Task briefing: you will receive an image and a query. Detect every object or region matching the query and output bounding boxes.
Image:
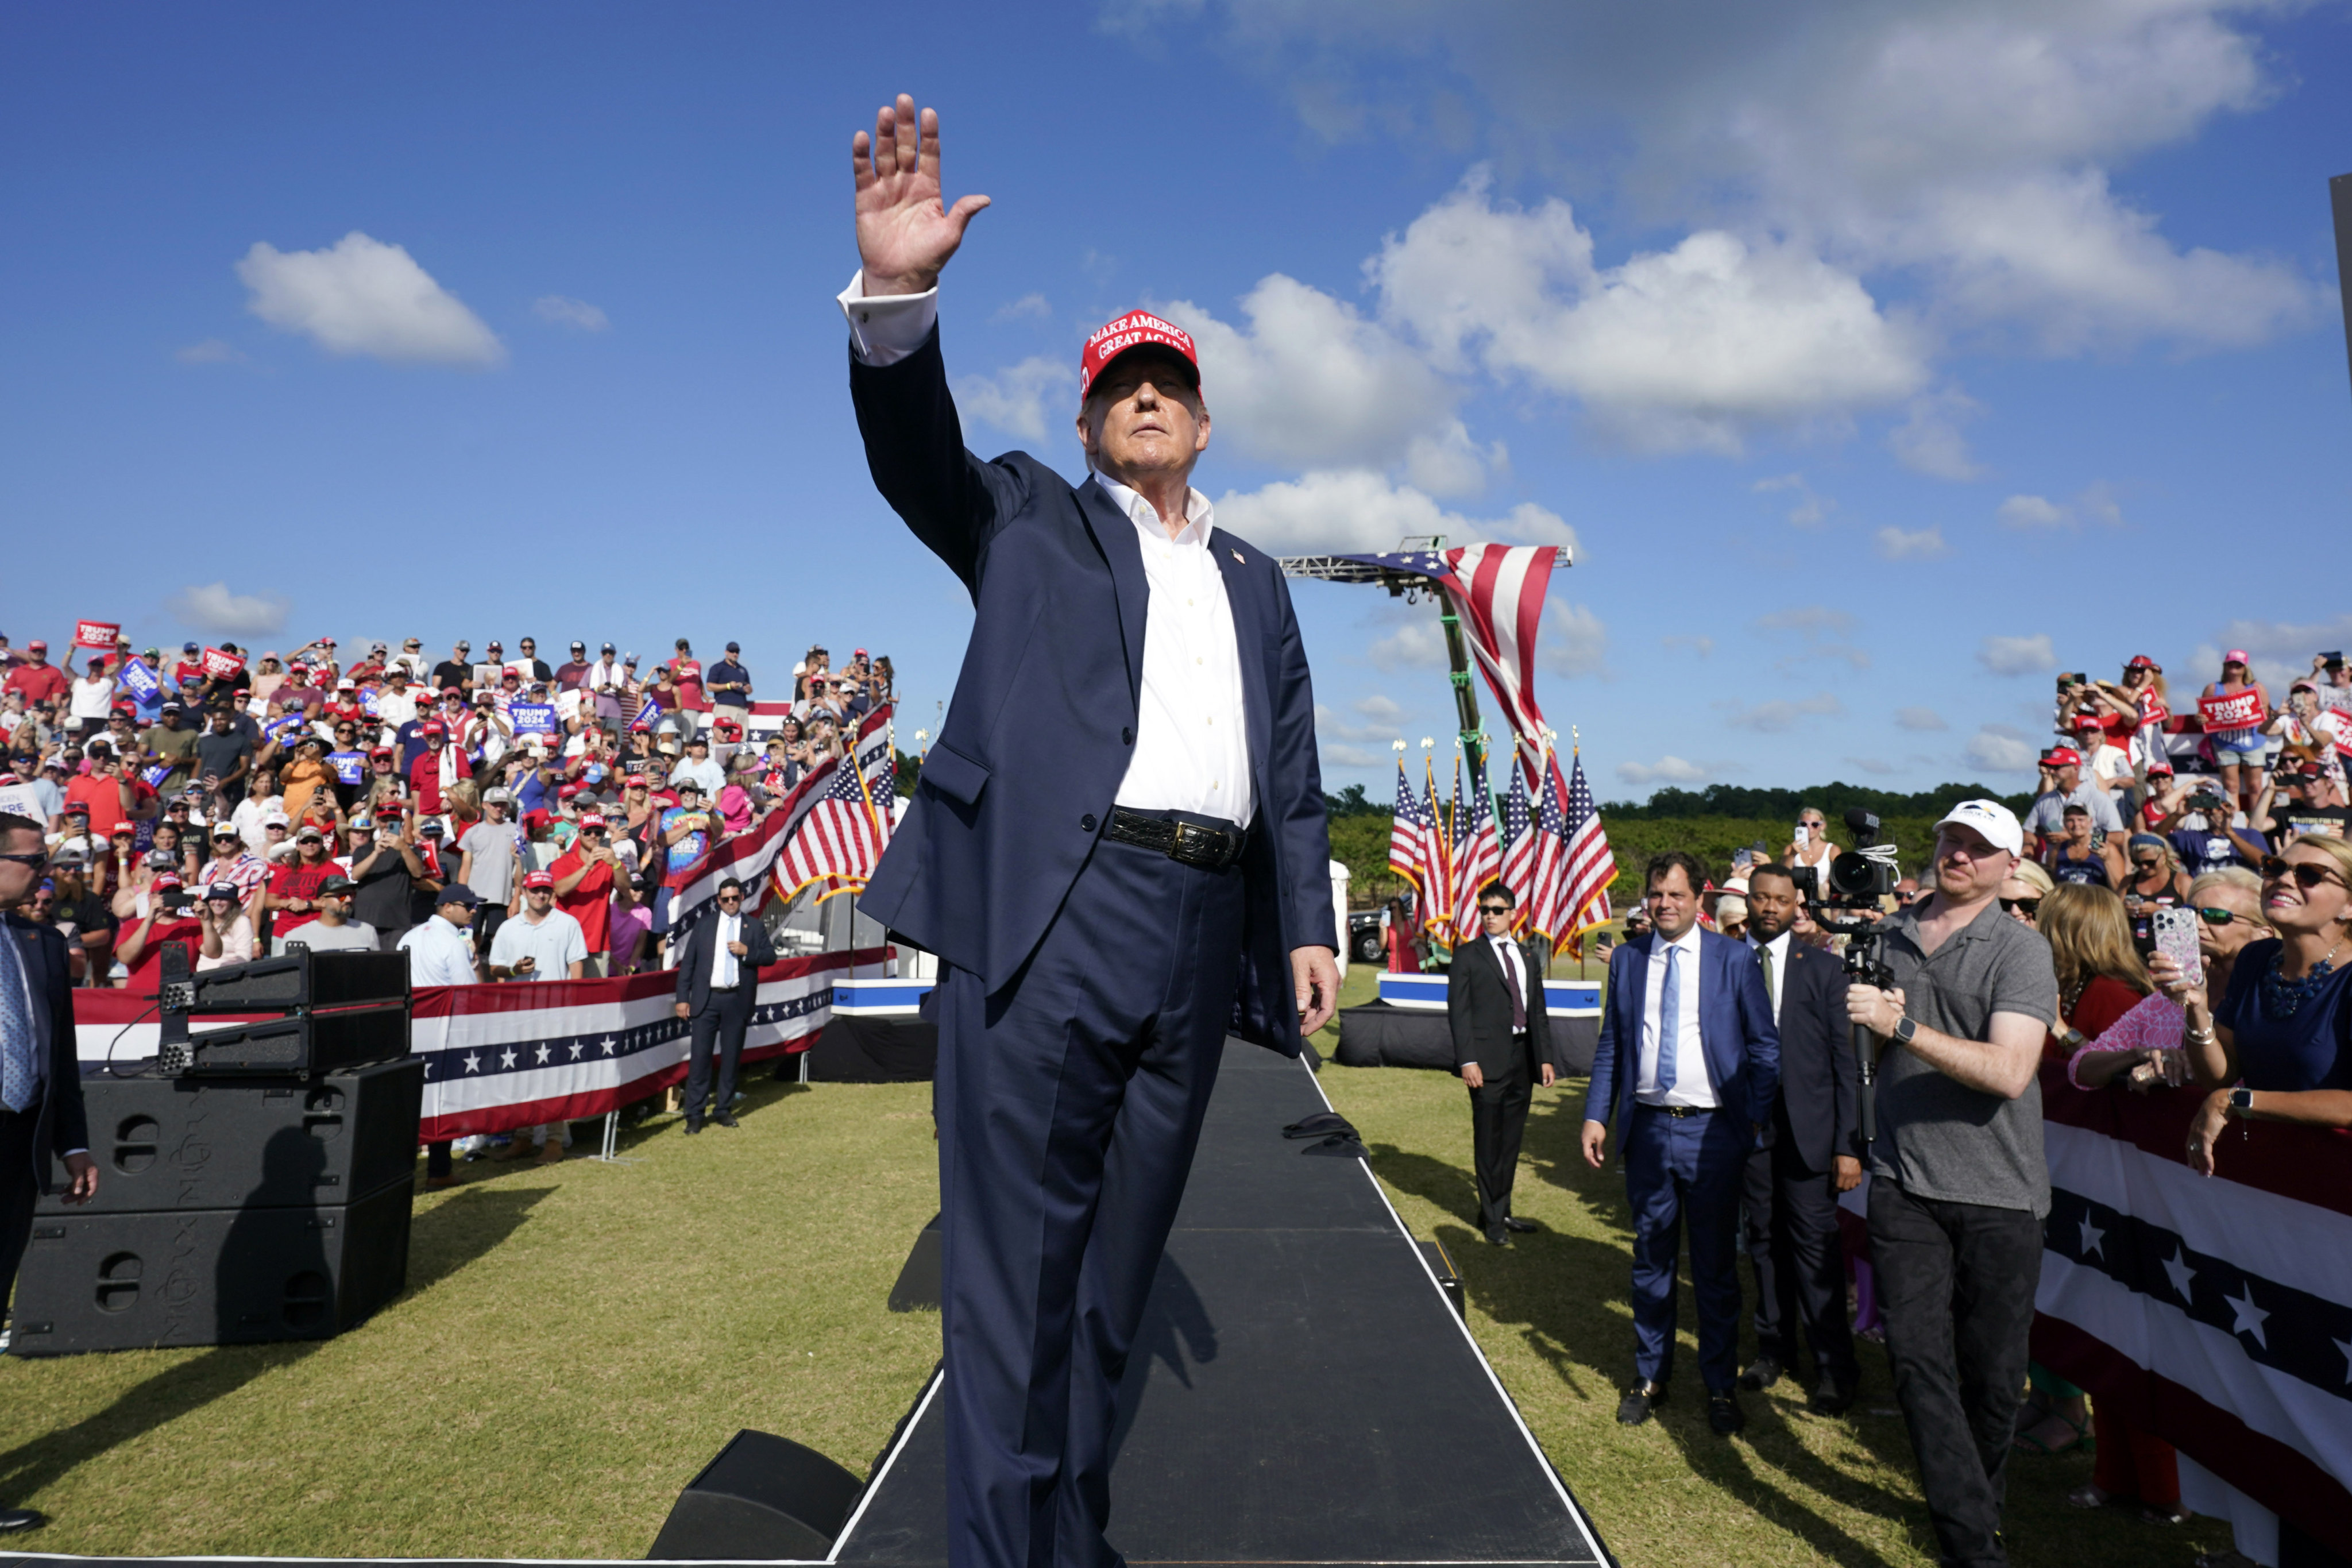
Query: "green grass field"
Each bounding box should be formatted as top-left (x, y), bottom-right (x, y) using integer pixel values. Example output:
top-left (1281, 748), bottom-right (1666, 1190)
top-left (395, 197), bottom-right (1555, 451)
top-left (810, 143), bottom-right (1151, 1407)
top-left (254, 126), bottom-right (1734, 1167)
top-left (0, 970), bottom-right (2233, 1565)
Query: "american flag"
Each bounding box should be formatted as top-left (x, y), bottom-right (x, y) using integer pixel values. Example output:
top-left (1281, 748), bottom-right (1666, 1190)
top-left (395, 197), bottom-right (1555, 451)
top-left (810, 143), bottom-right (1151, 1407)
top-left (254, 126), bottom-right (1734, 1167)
top-left (1419, 755), bottom-right (1455, 944)
top-left (1449, 757), bottom-right (1503, 944)
top-left (1497, 758), bottom-right (1535, 932)
top-left (1530, 750), bottom-right (1615, 956)
top-left (1427, 545), bottom-right (1558, 768)
top-left (774, 752), bottom-right (887, 904)
top-left (1388, 760), bottom-right (1427, 886)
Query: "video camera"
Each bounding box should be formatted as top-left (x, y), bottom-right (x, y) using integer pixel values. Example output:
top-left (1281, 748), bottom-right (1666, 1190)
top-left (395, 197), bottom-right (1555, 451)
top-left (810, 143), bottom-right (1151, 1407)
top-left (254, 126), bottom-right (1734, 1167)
top-left (1788, 809), bottom-right (1901, 921)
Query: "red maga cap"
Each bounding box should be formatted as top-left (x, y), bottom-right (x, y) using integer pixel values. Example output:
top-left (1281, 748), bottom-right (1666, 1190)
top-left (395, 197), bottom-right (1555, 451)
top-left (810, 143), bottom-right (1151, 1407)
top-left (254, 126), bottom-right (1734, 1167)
top-left (1078, 311), bottom-right (1199, 403)
top-left (522, 870), bottom-right (555, 890)
top-left (2043, 746), bottom-right (2083, 767)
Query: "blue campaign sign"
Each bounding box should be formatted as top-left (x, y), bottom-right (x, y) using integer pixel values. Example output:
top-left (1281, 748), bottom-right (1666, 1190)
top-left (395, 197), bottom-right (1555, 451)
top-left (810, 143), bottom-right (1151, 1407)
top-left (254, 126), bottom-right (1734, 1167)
top-left (360, 690), bottom-right (381, 716)
top-left (509, 702), bottom-right (558, 736)
top-left (119, 658), bottom-right (161, 703)
top-left (328, 751), bottom-right (367, 786)
top-left (263, 715), bottom-right (306, 746)
top-left (140, 763), bottom-right (171, 787)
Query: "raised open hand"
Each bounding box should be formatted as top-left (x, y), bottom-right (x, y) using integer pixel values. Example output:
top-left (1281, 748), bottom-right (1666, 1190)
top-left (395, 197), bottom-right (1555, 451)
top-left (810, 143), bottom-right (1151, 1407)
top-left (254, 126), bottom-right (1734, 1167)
top-left (853, 94), bottom-right (990, 298)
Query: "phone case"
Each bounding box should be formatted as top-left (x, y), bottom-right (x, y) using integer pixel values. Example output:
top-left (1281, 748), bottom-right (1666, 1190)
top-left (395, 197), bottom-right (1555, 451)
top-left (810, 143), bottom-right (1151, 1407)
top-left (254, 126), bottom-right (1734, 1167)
top-left (2151, 907), bottom-right (2203, 988)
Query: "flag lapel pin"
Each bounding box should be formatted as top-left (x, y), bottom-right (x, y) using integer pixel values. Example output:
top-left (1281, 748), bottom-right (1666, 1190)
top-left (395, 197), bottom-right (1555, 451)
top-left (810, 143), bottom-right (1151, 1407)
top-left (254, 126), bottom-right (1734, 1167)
top-left (1230, 549), bottom-right (1245, 565)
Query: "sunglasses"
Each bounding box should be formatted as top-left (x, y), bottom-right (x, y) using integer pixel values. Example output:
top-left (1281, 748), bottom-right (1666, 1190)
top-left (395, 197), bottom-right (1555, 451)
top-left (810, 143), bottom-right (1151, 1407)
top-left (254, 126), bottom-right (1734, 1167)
top-left (1478, 904), bottom-right (1511, 916)
top-left (2131, 858), bottom-right (2161, 870)
top-left (717, 893), bottom-right (743, 905)
top-left (2260, 856), bottom-right (2344, 892)
top-left (0, 851), bottom-right (48, 868)
top-left (2197, 906), bottom-right (2253, 927)
top-left (1999, 896), bottom-right (2042, 916)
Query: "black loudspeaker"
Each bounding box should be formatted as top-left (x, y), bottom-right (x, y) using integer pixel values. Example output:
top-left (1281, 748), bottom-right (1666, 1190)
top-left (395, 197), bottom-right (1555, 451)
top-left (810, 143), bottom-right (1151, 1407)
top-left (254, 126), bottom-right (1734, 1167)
top-left (887, 1213), bottom-right (941, 1312)
top-left (645, 1429), bottom-right (865, 1560)
top-left (180, 1004), bottom-right (410, 1077)
top-left (161, 945), bottom-right (410, 1013)
top-left (9, 1175), bottom-right (414, 1355)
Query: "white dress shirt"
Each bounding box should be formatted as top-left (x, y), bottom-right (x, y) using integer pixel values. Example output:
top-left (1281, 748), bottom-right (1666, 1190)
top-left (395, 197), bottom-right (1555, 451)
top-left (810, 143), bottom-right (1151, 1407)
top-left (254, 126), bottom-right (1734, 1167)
top-left (1748, 929), bottom-right (1791, 1029)
top-left (1489, 934), bottom-right (1528, 1029)
top-left (836, 272), bottom-right (1254, 828)
top-left (710, 911), bottom-right (741, 990)
top-left (399, 914), bottom-right (481, 988)
top-left (1637, 926), bottom-right (1716, 1109)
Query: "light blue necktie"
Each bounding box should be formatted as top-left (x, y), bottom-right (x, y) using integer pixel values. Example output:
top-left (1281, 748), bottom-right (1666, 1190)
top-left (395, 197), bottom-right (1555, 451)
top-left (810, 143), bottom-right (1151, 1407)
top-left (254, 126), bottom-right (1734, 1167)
top-left (1655, 941), bottom-right (1680, 1096)
top-left (0, 929), bottom-right (37, 1115)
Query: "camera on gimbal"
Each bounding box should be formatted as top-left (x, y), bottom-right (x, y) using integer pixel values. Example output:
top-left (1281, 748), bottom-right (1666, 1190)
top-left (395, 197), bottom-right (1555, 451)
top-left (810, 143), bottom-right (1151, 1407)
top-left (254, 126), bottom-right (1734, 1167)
top-left (1789, 808), bottom-right (1901, 924)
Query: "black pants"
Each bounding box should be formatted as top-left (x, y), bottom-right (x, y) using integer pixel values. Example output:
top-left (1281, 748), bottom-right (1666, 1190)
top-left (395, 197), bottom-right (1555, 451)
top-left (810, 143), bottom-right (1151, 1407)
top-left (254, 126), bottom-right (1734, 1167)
top-left (682, 983), bottom-right (755, 1119)
top-left (1466, 1053), bottom-right (1532, 1233)
top-left (1742, 1130), bottom-right (1857, 1385)
top-left (1870, 1177), bottom-right (2042, 1568)
top-left (473, 903), bottom-right (508, 957)
top-left (0, 1110), bottom-right (37, 1307)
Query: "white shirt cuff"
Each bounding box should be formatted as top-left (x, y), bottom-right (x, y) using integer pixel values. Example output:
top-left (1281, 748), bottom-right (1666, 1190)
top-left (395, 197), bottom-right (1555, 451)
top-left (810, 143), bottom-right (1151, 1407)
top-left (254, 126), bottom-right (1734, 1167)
top-left (837, 270), bottom-right (939, 366)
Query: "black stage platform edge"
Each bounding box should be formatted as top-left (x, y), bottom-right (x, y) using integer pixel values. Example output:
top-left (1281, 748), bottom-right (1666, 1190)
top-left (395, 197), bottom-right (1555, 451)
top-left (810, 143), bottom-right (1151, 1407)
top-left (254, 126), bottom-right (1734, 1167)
top-left (804, 1017), bottom-right (937, 1083)
top-left (1335, 1001), bottom-right (1597, 1077)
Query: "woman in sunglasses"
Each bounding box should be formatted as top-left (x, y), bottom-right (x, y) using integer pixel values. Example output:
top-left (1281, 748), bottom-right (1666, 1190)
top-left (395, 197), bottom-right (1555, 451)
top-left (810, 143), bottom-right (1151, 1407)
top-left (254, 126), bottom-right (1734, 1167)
top-left (1996, 858), bottom-right (2054, 926)
top-left (2153, 838), bottom-right (2352, 1175)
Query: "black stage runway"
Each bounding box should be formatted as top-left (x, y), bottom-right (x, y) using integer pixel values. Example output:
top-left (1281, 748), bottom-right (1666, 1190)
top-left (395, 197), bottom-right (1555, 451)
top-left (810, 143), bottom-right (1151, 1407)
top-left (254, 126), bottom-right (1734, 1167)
top-left (2, 1042), bottom-right (1612, 1568)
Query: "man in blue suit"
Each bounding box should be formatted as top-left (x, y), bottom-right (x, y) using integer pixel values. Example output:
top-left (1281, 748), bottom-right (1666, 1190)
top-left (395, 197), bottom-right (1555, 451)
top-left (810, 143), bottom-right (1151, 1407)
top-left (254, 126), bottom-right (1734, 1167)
top-left (841, 96), bottom-right (1339, 1568)
top-left (1581, 849), bottom-right (1778, 1435)
top-left (1, 812), bottom-right (99, 1534)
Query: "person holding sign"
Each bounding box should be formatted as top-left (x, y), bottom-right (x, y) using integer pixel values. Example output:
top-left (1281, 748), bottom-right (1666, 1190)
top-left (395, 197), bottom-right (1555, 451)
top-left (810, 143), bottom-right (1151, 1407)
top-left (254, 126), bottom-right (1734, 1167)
top-left (2199, 650), bottom-right (2271, 817)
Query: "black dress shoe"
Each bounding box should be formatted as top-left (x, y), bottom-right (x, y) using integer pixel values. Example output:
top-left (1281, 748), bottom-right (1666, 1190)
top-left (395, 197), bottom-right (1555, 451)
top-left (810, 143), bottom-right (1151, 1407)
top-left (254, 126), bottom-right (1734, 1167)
top-left (0, 1510), bottom-right (49, 1534)
top-left (1616, 1380), bottom-right (1666, 1425)
top-left (1708, 1392), bottom-right (1747, 1435)
top-left (1737, 1354), bottom-right (1784, 1392)
top-left (1500, 1215), bottom-right (1538, 1233)
top-left (1484, 1226), bottom-right (1511, 1248)
top-left (1809, 1373), bottom-right (1859, 1415)
top-left (682, 1117), bottom-right (703, 1136)
top-left (713, 1111), bottom-right (739, 1129)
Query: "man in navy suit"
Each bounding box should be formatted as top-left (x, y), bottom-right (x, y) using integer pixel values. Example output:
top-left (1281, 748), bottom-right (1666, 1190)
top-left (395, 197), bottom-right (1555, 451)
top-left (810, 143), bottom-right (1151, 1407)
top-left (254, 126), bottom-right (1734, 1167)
top-left (0, 812), bottom-right (98, 1534)
top-left (841, 96), bottom-right (1339, 1568)
top-left (1582, 849), bottom-right (1778, 1435)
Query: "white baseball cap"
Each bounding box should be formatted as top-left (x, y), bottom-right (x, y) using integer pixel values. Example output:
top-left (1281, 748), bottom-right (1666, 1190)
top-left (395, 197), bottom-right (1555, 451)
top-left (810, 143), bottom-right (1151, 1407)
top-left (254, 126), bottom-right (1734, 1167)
top-left (1933, 799), bottom-right (2024, 856)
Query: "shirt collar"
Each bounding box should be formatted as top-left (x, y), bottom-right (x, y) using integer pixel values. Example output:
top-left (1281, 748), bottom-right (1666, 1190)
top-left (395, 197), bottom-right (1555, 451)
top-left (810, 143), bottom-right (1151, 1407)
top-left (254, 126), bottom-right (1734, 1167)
top-left (1750, 929), bottom-right (1790, 957)
top-left (1651, 926), bottom-right (1702, 959)
top-left (1095, 474), bottom-right (1214, 549)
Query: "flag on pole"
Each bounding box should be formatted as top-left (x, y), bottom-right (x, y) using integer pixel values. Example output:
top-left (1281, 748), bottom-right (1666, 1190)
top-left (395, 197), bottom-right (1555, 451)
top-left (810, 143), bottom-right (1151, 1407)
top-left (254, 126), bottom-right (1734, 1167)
top-left (1419, 754), bottom-right (1455, 948)
top-left (1388, 760), bottom-right (1426, 887)
top-left (1450, 757), bottom-right (1504, 944)
top-left (1498, 758), bottom-right (1535, 932)
top-left (1540, 750), bottom-right (1616, 956)
top-left (1426, 545), bottom-right (1558, 768)
top-left (775, 752), bottom-right (890, 905)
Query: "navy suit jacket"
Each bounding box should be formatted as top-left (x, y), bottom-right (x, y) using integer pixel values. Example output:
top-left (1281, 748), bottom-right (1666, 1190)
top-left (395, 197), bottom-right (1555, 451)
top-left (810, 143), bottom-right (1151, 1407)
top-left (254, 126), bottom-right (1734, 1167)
top-left (8, 913), bottom-right (89, 1197)
top-left (849, 326), bottom-right (1334, 1055)
top-left (1582, 929), bottom-right (1780, 1132)
top-left (673, 914), bottom-right (777, 1017)
top-left (1761, 939), bottom-right (1860, 1173)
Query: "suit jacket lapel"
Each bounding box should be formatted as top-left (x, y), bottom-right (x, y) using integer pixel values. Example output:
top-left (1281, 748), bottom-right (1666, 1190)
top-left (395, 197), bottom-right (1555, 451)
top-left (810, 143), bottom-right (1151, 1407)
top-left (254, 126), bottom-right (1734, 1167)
top-left (1077, 477), bottom-right (1148, 714)
top-left (1210, 531), bottom-right (1275, 779)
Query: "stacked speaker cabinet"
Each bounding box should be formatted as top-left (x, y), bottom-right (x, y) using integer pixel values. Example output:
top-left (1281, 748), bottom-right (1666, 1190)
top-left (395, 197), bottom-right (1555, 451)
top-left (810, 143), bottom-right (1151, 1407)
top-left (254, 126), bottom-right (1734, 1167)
top-left (13, 948), bottom-right (421, 1356)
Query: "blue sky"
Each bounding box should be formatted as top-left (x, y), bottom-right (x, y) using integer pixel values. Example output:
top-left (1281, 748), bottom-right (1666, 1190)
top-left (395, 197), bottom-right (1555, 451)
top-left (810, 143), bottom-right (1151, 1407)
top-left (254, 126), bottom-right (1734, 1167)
top-left (5, 2), bottom-right (2349, 802)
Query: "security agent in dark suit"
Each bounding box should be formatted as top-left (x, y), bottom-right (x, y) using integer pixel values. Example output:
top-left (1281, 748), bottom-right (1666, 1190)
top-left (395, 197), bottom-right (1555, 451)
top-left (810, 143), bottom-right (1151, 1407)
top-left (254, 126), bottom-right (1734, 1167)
top-left (1735, 864), bottom-right (1862, 1414)
top-left (842, 97), bottom-right (1340, 1568)
top-left (0, 812), bottom-right (98, 1535)
top-left (1450, 882), bottom-right (1554, 1246)
top-left (671, 876), bottom-right (775, 1134)
top-left (1582, 849), bottom-right (1779, 1436)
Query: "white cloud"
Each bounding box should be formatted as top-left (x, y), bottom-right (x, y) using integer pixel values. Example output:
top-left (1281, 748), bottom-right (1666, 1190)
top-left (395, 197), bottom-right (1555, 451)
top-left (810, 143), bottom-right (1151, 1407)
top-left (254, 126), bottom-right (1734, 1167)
top-left (1895, 705), bottom-right (1948, 732)
top-left (1978, 633), bottom-right (2056, 675)
top-left (1616, 754), bottom-right (1716, 787)
top-left (1156, 2), bottom-right (2318, 359)
top-left (1538, 599), bottom-right (1609, 679)
top-left (1368, 172), bottom-right (1925, 453)
top-left (1874, 525), bottom-right (1951, 561)
top-left (1752, 472), bottom-right (1832, 527)
top-left (1662, 634), bottom-right (1714, 657)
top-left (1964, 724), bottom-right (2038, 773)
top-left (235, 232), bottom-right (504, 367)
top-left (1997, 493), bottom-right (2069, 528)
top-left (956, 355), bottom-right (1076, 443)
top-left (1355, 693), bottom-right (1406, 724)
top-left (1214, 469), bottom-right (1575, 555)
top-left (1158, 275), bottom-right (1488, 488)
top-left (533, 295), bottom-right (609, 332)
top-left (1752, 604), bottom-right (1868, 670)
top-left (2191, 615), bottom-right (2352, 692)
top-left (1887, 387), bottom-right (1985, 480)
top-left (1844, 755), bottom-right (1901, 777)
top-left (1366, 616), bottom-right (1450, 672)
top-left (1720, 690), bottom-right (1844, 733)
top-left (174, 338), bottom-right (244, 365)
top-left (992, 292), bottom-right (1051, 322)
top-left (168, 582), bottom-right (290, 638)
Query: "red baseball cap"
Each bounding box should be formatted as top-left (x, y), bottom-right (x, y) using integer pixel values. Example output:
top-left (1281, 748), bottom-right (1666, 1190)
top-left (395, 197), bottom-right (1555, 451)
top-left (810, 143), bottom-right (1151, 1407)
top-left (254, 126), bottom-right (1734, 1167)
top-left (2223, 649), bottom-right (2250, 666)
top-left (580, 813), bottom-right (608, 829)
top-left (522, 869), bottom-right (555, 891)
top-left (2043, 746), bottom-right (2083, 767)
top-left (1078, 310), bottom-right (1199, 403)
top-left (558, 782), bottom-right (582, 800)
top-left (422, 721), bottom-right (444, 736)
top-left (2125, 654), bottom-right (2161, 671)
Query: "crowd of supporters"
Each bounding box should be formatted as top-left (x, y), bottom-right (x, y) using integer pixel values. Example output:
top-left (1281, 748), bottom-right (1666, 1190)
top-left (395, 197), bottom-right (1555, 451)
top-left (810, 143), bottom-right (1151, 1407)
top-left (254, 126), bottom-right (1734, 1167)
top-left (0, 628), bottom-right (893, 991)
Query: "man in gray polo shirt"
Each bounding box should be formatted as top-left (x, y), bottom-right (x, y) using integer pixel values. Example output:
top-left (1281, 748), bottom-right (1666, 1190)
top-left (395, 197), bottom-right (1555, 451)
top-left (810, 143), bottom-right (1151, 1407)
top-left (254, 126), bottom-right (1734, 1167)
top-left (1845, 798), bottom-right (2058, 1568)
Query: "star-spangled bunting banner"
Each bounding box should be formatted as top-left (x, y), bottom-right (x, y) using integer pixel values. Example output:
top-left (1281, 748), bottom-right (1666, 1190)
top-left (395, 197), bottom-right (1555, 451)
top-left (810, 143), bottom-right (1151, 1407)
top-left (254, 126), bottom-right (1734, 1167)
top-left (67, 950), bottom-right (883, 1140)
top-left (2033, 1071), bottom-right (2352, 1558)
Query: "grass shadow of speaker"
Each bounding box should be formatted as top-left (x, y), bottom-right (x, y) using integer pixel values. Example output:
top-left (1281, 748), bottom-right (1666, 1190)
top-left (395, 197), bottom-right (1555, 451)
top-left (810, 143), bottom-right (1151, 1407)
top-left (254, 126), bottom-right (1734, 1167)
top-left (1107, 1252), bottom-right (1215, 1469)
top-left (404, 1183), bottom-right (550, 1298)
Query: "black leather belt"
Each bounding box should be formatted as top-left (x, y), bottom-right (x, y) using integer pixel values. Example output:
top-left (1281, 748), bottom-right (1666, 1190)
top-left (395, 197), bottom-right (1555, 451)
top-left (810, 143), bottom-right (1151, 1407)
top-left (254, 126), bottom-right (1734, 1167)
top-left (1637, 1103), bottom-right (1713, 1118)
top-left (1105, 807), bottom-right (1246, 871)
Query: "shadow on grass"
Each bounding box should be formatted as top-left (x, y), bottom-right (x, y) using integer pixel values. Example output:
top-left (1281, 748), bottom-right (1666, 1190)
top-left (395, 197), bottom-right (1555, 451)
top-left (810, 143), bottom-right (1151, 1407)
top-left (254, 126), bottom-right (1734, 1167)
top-left (0, 1183), bottom-right (542, 1508)
top-left (1371, 1092), bottom-right (1941, 1568)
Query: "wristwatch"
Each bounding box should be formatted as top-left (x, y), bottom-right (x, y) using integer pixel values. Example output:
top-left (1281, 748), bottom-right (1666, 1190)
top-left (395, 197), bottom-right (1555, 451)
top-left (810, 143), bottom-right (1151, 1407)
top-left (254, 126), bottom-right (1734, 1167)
top-left (2227, 1085), bottom-right (2255, 1117)
top-left (1893, 1016), bottom-right (1918, 1046)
